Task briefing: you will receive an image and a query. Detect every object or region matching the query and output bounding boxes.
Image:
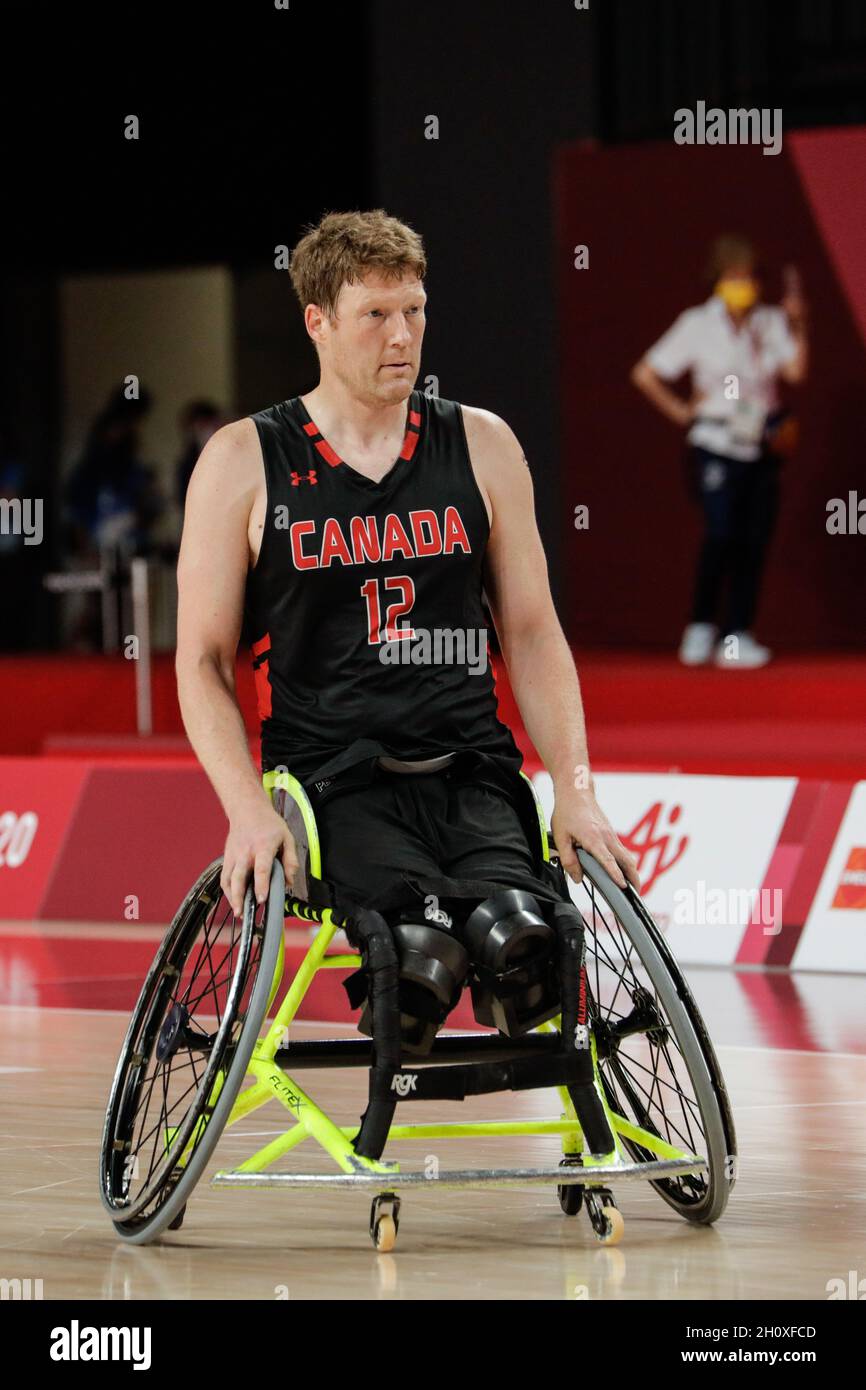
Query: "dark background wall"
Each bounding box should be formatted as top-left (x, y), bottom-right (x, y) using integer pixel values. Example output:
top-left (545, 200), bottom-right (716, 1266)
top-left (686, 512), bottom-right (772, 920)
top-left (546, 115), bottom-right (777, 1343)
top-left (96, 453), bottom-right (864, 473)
top-left (4, 0), bottom-right (866, 647)
top-left (369, 3), bottom-right (597, 600)
top-left (596, 0), bottom-right (866, 141)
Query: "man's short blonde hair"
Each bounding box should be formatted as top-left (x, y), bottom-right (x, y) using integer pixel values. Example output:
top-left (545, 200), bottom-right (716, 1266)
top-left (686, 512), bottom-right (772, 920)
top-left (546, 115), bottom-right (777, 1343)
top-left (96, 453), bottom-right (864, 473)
top-left (289, 209), bottom-right (427, 323)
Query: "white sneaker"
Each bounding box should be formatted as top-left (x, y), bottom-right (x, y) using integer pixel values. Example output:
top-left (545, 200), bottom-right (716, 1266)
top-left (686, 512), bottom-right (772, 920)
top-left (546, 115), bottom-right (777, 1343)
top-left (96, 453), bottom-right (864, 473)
top-left (678, 622), bottom-right (717, 665)
top-left (714, 631), bottom-right (772, 668)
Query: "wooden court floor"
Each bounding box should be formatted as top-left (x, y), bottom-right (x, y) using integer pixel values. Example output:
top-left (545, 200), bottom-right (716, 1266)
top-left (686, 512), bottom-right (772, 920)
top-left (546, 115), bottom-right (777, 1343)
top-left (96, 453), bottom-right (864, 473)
top-left (1, 973), bottom-right (865, 1301)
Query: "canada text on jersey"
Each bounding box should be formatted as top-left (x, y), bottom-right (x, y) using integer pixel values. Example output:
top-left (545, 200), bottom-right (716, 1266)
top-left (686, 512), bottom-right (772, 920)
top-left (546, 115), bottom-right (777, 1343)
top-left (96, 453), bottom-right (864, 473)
top-left (284, 505), bottom-right (474, 570)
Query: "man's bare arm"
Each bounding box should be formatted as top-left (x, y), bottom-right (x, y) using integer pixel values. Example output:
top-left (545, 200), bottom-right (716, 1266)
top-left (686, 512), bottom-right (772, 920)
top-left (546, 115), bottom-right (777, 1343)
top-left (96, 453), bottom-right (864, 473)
top-left (175, 419), bottom-right (297, 913)
top-left (464, 407), bottom-right (639, 890)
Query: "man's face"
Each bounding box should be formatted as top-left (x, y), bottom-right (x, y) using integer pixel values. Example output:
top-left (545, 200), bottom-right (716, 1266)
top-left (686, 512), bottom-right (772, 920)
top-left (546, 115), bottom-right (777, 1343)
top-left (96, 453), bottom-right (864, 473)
top-left (311, 269), bottom-right (426, 404)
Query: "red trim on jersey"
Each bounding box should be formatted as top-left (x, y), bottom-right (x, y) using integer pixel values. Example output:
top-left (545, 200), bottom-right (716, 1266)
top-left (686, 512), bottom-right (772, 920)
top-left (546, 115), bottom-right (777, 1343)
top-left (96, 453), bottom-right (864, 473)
top-left (254, 662), bottom-right (273, 720)
top-left (400, 413), bottom-right (422, 461)
top-left (311, 434), bottom-right (343, 468)
top-left (250, 633), bottom-right (273, 719)
top-left (300, 398), bottom-right (422, 468)
top-left (301, 420), bottom-right (341, 468)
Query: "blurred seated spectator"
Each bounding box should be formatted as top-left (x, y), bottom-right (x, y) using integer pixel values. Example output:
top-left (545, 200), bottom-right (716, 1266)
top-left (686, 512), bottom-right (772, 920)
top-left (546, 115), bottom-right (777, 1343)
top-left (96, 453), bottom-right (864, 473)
top-left (62, 387), bottom-right (165, 650)
top-left (176, 400), bottom-right (224, 510)
top-left (64, 386), bottom-right (165, 561)
top-left (0, 424), bottom-right (39, 650)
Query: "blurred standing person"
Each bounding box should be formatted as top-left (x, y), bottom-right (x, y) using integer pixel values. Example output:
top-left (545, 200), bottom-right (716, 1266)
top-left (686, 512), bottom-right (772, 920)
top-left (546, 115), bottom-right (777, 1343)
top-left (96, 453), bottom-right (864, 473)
top-left (631, 236), bottom-right (808, 668)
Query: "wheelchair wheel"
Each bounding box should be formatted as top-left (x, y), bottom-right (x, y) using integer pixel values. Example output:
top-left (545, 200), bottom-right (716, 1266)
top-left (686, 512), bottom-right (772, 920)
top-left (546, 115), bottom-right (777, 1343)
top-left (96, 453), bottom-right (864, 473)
top-left (561, 847), bottom-right (737, 1225)
top-left (98, 856), bottom-right (285, 1244)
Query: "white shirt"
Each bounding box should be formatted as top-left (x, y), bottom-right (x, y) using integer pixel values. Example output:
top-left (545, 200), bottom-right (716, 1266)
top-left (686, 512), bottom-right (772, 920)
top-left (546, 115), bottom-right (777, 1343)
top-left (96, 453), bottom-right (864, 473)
top-left (645, 296), bottom-right (798, 461)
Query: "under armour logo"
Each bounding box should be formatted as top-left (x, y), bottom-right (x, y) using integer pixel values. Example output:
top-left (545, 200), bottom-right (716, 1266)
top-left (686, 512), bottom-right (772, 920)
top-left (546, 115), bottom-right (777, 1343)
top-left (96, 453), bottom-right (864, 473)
top-left (391, 1073), bottom-right (418, 1096)
top-left (290, 469), bottom-right (318, 486)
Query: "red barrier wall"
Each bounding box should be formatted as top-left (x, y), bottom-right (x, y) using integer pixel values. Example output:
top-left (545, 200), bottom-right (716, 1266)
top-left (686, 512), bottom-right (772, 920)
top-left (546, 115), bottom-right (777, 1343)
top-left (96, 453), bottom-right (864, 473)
top-left (3, 654), bottom-right (866, 775)
top-left (0, 758), bottom-right (227, 924)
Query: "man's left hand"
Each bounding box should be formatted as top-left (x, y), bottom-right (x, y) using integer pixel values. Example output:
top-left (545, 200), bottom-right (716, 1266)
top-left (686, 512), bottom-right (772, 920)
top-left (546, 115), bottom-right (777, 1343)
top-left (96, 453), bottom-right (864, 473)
top-left (551, 788), bottom-right (641, 891)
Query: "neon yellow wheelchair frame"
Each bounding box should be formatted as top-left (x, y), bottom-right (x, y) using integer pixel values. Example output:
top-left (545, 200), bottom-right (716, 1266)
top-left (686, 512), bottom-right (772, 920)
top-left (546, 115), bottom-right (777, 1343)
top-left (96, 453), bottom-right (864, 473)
top-left (205, 767), bottom-right (706, 1244)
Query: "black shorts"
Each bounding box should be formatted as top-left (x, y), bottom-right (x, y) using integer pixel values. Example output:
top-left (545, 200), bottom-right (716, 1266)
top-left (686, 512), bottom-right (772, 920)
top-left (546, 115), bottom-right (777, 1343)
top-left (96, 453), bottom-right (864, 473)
top-left (301, 751), bottom-right (567, 923)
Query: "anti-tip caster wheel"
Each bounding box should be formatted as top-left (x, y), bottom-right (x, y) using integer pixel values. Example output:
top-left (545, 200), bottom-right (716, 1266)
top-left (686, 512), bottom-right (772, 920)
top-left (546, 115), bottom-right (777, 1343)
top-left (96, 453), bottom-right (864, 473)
top-left (370, 1192), bottom-right (401, 1253)
top-left (586, 1189), bottom-right (624, 1245)
top-left (557, 1158), bottom-right (584, 1216)
top-left (374, 1215), bottom-right (397, 1252)
top-left (595, 1206), bottom-right (624, 1245)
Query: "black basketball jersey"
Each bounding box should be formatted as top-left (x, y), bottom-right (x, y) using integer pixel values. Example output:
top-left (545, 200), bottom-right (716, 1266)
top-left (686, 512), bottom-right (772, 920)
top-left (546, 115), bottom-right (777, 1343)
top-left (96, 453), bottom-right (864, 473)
top-left (244, 389), bottom-right (523, 787)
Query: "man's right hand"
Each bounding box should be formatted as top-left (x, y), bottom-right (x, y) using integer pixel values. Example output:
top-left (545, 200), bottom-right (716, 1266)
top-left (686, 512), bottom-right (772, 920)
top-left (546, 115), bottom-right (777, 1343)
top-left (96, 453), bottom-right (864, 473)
top-left (220, 801), bottom-right (299, 917)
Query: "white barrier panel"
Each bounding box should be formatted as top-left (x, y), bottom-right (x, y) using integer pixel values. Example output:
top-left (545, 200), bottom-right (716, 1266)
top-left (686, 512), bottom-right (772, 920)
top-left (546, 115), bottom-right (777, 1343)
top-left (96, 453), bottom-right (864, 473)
top-left (793, 781), bottom-right (866, 973)
top-left (531, 771), bottom-right (797, 967)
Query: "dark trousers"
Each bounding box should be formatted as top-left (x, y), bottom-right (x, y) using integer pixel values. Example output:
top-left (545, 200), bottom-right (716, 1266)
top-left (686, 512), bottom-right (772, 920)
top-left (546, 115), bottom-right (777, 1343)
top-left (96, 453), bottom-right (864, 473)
top-left (688, 446), bottom-right (780, 633)
top-left (303, 754), bottom-right (565, 924)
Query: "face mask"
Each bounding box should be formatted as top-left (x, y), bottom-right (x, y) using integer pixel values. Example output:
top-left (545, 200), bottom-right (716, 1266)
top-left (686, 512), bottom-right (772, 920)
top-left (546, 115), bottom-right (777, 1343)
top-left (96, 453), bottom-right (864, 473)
top-left (715, 277), bottom-right (758, 313)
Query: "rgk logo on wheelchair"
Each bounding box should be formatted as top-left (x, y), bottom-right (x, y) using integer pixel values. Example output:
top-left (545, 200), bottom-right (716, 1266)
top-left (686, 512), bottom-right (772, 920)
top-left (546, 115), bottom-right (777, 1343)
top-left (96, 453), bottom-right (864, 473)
top-left (391, 1073), bottom-right (418, 1096)
top-left (99, 769), bottom-right (736, 1252)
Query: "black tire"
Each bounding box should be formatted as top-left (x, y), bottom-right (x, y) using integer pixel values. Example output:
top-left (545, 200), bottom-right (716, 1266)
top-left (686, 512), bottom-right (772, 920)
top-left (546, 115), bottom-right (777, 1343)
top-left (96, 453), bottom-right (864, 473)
top-left (556, 847), bottom-right (737, 1225)
top-left (99, 857), bottom-right (285, 1244)
top-left (557, 1165), bottom-right (584, 1216)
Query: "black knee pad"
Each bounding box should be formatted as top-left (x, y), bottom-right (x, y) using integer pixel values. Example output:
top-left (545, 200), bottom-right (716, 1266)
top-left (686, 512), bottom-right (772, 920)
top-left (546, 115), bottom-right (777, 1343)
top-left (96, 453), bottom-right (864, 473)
top-left (351, 919), bottom-right (470, 1056)
top-left (462, 889), bottom-right (560, 1037)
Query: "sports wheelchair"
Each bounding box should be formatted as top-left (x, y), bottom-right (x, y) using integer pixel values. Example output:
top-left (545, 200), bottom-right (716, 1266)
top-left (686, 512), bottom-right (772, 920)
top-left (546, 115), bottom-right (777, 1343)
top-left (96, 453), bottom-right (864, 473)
top-left (99, 767), bottom-right (736, 1251)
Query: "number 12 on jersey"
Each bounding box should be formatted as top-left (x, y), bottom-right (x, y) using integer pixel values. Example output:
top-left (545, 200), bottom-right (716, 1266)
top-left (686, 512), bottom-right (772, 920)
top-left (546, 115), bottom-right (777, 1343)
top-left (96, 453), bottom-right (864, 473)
top-left (361, 575), bottom-right (416, 643)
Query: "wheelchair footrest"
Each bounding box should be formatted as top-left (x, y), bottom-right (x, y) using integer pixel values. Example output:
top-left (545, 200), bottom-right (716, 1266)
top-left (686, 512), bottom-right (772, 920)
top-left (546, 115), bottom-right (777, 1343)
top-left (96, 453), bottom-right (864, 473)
top-left (211, 1157), bottom-right (707, 1192)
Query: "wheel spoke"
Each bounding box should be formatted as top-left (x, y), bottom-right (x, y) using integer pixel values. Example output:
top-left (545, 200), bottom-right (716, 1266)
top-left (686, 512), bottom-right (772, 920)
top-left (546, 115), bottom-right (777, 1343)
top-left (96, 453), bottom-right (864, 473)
top-left (564, 867), bottom-right (722, 1213)
top-left (103, 868), bottom-right (269, 1222)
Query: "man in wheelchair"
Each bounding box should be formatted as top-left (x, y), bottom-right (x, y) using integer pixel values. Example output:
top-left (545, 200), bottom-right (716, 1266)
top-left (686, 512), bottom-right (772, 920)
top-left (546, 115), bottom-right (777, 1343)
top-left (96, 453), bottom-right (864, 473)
top-left (175, 208), bottom-right (640, 1059)
top-left (101, 211), bottom-right (732, 1253)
